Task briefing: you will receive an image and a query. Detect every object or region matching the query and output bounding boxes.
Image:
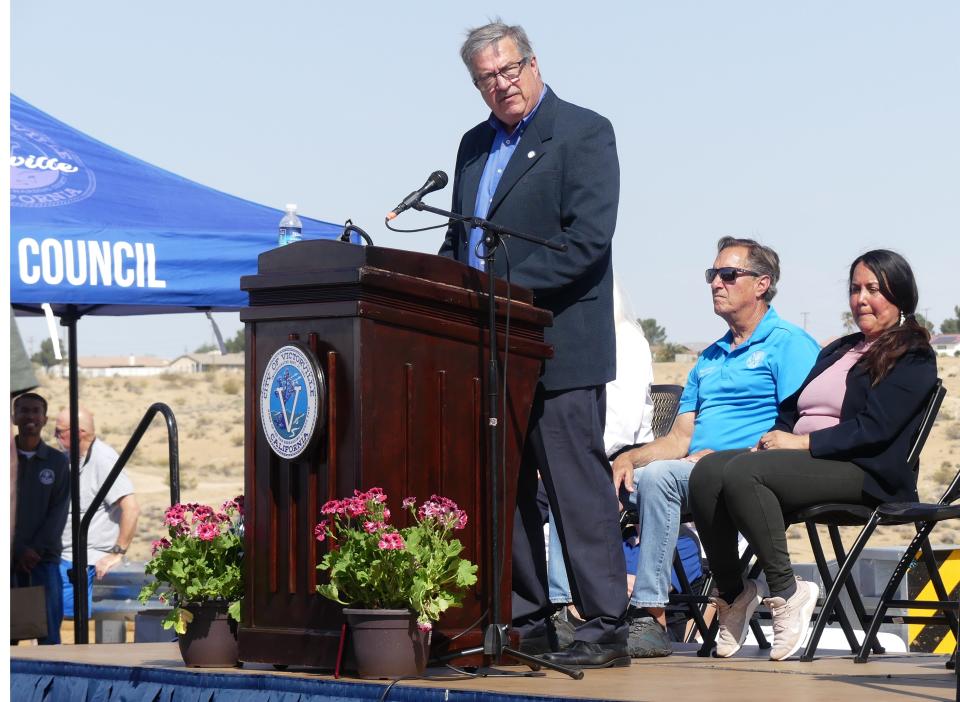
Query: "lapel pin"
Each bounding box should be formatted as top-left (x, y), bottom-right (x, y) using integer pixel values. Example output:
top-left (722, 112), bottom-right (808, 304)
top-left (527, 150), bottom-right (536, 159)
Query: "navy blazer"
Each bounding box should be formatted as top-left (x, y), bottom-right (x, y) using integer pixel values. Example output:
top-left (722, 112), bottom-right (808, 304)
top-left (439, 88), bottom-right (617, 391)
top-left (773, 333), bottom-right (938, 501)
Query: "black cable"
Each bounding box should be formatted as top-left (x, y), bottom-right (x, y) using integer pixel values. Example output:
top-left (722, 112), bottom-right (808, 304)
top-left (499, 241), bottom-right (512, 585)
top-left (384, 219), bottom-right (450, 234)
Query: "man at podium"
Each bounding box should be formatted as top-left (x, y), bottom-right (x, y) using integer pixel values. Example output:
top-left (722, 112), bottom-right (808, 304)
top-left (439, 19), bottom-right (629, 669)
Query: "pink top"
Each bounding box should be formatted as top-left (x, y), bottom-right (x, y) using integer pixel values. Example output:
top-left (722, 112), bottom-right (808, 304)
top-left (793, 342), bottom-right (871, 435)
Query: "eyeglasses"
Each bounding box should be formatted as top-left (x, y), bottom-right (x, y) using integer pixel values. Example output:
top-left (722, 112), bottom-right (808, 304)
top-left (473, 58), bottom-right (528, 91)
top-left (705, 267), bottom-right (762, 284)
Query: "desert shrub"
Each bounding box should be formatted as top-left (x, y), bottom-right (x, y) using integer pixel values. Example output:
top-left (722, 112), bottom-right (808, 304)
top-left (231, 432), bottom-right (244, 447)
top-left (946, 423), bottom-right (960, 441)
top-left (221, 377), bottom-right (242, 395)
top-left (932, 461), bottom-right (958, 485)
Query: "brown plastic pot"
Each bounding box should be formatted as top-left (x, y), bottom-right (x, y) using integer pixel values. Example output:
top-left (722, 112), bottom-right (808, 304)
top-left (177, 601), bottom-right (240, 668)
top-left (344, 608), bottom-right (430, 679)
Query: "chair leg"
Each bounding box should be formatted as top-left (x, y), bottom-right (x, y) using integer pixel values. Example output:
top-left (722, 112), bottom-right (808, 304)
top-left (673, 551), bottom-right (711, 644)
top-left (828, 525), bottom-right (885, 655)
top-left (806, 522), bottom-right (861, 655)
top-left (919, 534), bottom-right (960, 636)
top-left (801, 513), bottom-right (879, 662)
top-left (750, 616), bottom-right (770, 650)
top-left (855, 521), bottom-right (934, 663)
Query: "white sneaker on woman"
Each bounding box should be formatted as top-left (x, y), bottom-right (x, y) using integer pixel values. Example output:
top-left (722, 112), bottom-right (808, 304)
top-left (711, 579), bottom-right (761, 657)
top-left (763, 578), bottom-right (820, 661)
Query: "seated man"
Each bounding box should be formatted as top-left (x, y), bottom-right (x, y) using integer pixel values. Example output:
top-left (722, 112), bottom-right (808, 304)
top-left (611, 236), bottom-right (819, 658)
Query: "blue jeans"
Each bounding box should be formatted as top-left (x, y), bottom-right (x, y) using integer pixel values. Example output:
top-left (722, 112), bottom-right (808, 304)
top-left (629, 459), bottom-right (693, 608)
top-left (12, 561), bottom-right (63, 644)
top-left (547, 508), bottom-right (570, 604)
top-left (60, 560), bottom-right (95, 619)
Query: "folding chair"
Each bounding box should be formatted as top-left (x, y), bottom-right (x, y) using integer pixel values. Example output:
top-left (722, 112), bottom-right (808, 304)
top-left (796, 379), bottom-right (948, 661)
top-left (649, 384), bottom-right (684, 438)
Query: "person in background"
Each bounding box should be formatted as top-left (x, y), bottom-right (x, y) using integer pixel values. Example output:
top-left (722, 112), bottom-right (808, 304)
top-left (690, 249), bottom-right (937, 661)
top-left (10, 314), bottom-right (40, 541)
top-left (610, 236), bottom-right (820, 659)
top-left (56, 407), bottom-right (140, 623)
top-left (12, 392), bottom-right (70, 645)
top-left (546, 275), bottom-right (654, 643)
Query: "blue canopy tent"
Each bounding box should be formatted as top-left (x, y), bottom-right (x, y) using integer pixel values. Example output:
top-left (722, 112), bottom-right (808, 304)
top-left (9, 93), bottom-right (347, 642)
top-left (10, 93), bottom-right (344, 314)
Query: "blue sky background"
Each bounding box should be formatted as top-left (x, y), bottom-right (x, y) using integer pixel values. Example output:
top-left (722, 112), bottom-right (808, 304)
top-left (11, 1), bottom-right (960, 356)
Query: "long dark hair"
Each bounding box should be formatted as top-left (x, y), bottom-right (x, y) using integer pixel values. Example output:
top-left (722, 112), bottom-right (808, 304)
top-left (851, 249), bottom-right (931, 384)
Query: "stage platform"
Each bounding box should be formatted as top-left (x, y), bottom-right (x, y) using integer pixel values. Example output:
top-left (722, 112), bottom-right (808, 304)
top-left (11, 641), bottom-right (957, 702)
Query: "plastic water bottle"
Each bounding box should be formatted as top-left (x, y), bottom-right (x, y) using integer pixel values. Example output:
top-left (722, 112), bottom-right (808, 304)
top-left (278, 204), bottom-right (303, 246)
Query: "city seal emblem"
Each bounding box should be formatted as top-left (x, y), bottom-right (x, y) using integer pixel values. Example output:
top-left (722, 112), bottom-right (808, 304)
top-left (259, 344), bottom-right (325, 460)
top-left (10, 118), bottom-right (96, 208)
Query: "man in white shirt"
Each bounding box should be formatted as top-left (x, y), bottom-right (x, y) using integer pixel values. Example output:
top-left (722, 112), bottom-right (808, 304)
top-left (56, 407), bottom-right (140, 621)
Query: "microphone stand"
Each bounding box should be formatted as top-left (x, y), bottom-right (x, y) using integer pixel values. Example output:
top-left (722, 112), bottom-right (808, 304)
top-left (410, 200), bottom-right (581, 680)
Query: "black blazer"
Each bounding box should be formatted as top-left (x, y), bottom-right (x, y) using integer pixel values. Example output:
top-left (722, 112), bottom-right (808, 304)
top-left (439, 88), bottom-right (617, 391)
top-left (773, 333), bottom-right (938, 501)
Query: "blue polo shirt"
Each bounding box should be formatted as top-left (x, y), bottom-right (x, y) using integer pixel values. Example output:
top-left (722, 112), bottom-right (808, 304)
top-left (680, 307), bottom-right (819, 454)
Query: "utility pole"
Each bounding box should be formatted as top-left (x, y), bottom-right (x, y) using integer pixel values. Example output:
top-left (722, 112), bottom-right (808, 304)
top-left (801, 312), bottom-right (809, 331)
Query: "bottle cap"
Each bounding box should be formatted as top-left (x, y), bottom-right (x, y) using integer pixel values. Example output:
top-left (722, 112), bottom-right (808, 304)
top-left (285, 204), bottom-right (297, 211)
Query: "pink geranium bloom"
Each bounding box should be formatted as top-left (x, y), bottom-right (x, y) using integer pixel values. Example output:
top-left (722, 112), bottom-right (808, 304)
top-left (402, 497), bottom-right (416, 509)
top-left (377, 532), bottom-right (405, 550)
top-left (163, 504), bottom-right (185, 526)
top-left (320, 499), bottom-right (342, 515)
top-left (314, 519), bottom-right (329, 542)
top-left (192, 505), bottom-right (214, 522)
top-left (196, 522), bottom-right (220, 541)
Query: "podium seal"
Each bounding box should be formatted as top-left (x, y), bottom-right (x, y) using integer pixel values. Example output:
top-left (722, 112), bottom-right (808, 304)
top-left (260, 344), bottom-right (325, 460)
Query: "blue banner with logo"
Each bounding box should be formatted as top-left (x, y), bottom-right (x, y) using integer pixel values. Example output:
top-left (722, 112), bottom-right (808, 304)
top-left (10, 94), bottom-right (345, 315)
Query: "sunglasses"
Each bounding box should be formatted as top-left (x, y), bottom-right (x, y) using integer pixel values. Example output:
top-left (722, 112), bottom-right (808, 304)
top-left (705, 267), bottom-right (761, 284)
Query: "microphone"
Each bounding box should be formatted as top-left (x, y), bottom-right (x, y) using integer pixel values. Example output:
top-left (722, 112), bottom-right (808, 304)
top-left (385, 171), bottom-right (448, 221)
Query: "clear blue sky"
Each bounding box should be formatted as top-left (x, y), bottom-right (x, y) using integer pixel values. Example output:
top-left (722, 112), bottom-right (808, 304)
top-left (11, 1), bottom-right (960, 357)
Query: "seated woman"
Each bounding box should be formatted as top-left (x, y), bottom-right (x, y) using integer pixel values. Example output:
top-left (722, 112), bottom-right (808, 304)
top-left (688, 249), bottom-right (937, 661)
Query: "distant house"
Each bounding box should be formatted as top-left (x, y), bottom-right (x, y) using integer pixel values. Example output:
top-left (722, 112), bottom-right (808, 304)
top-left (48, 355), bottom-right (169, 378)
top-left (674, 342), bottom-right (711, 364)
top-left (931, 334), bottom-right (960, 357)
top-left (167, 352), bottom-right (244, 374)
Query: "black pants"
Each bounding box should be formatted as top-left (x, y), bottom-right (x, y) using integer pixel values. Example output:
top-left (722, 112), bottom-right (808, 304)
top-left (689, 449), bottom-right (870, 596)
top-left (512, 386), bottom-right (628, 643)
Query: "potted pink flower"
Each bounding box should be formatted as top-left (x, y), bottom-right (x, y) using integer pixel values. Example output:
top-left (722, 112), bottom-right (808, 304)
top-left (139, 496), bottom-right (244, 667)
top-left (313, 488), bottom-right (477, 678)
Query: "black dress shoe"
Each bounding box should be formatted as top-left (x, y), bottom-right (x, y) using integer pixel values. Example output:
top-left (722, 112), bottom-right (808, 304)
top-left (541, 640), bottom-right (630, 669)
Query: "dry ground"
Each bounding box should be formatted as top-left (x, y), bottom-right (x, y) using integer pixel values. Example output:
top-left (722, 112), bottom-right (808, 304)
top-left (29, 357), bottom-right (960, 566)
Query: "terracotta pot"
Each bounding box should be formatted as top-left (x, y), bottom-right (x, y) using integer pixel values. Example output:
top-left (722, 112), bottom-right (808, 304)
top-left (344, 608), bottom-right (430, 678)
top-left (178, 601), bottom-right (240, 668)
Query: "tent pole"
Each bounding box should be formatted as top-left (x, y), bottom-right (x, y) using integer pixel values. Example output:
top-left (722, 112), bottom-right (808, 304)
top-left (63, 306), bottom-right (89, 644)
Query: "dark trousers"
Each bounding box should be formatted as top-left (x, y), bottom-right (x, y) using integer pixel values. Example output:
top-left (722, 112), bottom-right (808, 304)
top-left (689, 448), bottom-right (869, 596)
top-left (512, 386), bottom-right (628, 643)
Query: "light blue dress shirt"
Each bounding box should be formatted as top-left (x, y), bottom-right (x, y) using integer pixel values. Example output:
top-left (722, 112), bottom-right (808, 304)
top-left (467, 86), bottom-right (547, 270)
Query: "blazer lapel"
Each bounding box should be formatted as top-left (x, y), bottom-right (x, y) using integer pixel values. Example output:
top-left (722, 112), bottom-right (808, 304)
top-left (460, 126), bottom-right (495, 223)
top-left (487, 89), bottom-right (557, 218)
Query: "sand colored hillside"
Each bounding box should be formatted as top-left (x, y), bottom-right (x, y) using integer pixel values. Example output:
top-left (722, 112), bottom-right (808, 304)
top-left (28, 357), bottom-right (960, 566)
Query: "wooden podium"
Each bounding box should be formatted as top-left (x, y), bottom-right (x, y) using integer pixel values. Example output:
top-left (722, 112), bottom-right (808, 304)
top-left (237, 240), bottom-right (552, 668)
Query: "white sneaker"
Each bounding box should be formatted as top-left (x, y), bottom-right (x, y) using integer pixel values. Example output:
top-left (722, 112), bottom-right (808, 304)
top-left (711, 579), bottom-right (761, 657)
top-left (763, 579), bottom-right (820, 661)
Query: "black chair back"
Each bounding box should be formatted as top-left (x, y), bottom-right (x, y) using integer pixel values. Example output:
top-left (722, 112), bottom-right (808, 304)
top-left (650, 384), bottom-right (684, 439)
top-left (907, 378), bottom-right (946, 468)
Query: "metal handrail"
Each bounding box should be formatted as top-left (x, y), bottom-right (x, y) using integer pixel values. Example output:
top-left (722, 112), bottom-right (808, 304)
top-left (72, 402), bottom-right (180, 643)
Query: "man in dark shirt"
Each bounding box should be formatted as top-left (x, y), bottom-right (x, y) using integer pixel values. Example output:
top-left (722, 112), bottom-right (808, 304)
top-left (12, 392), bottom-right (70, 645)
